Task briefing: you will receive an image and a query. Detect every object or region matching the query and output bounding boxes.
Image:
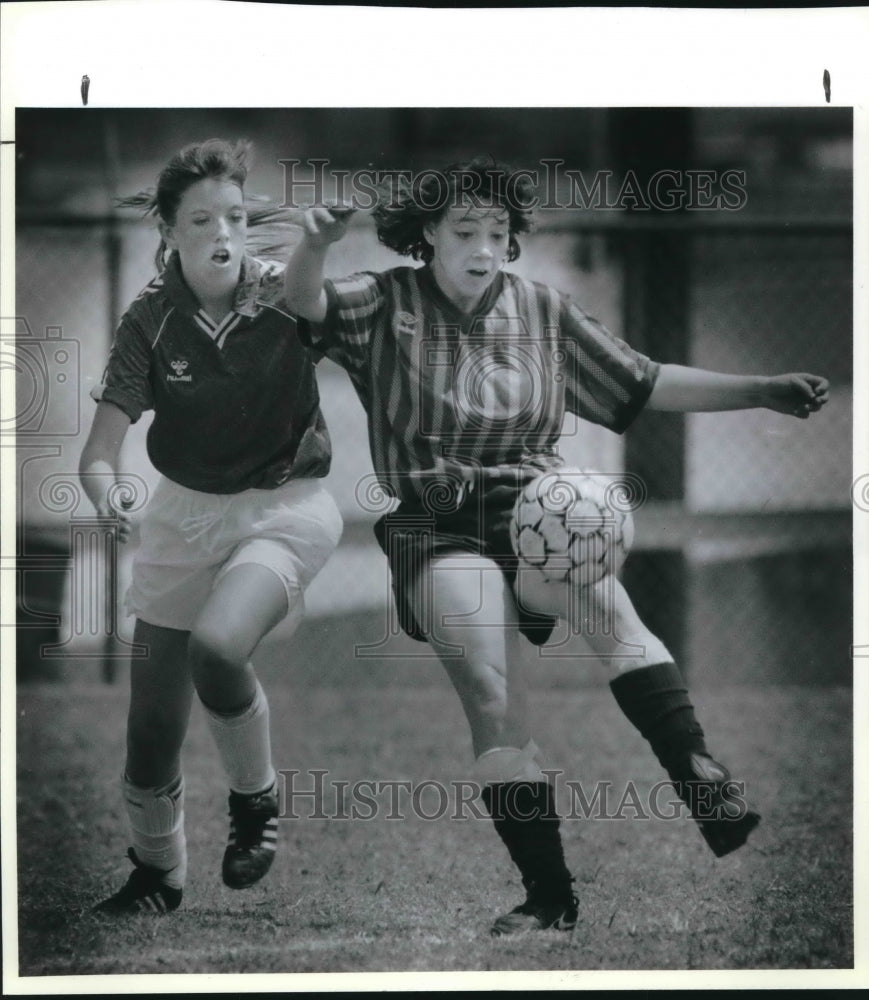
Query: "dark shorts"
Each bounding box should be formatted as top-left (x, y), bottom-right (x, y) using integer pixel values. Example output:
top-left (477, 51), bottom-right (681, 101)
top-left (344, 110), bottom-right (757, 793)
top-left (373, 479), bottom-right (558, 647)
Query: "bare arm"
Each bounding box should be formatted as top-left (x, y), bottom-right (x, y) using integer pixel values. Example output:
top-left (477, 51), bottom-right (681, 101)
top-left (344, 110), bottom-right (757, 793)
top-left (284, 206), bottom-right (355, 322)
top-left (647, 364), bottom-right (830, 419)
top-left (78, 400), bottom-right (134, 541)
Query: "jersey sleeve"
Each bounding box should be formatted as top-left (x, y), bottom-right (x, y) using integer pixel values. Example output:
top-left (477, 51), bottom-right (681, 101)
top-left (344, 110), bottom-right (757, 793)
top-left (89, 306), bottom-right (154, 423)
top-left (300, 271), bottom-right (386, 377)
top-left (559, 295), bottom-right (660, 433)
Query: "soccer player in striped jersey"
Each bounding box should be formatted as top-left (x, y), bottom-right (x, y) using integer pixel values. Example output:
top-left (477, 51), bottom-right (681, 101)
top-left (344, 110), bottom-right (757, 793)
top-left (284, 158), bottom-right (829, 936)
top-left (79, 139), bottom-right (342, 915)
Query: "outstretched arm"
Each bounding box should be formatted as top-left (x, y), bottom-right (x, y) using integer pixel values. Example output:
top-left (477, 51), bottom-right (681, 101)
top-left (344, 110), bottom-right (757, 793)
top-left (79, 400), bottom-right (134, 542)
top-left (647, 364), bottom-right (829, 419)
top-left (284, 206), bottom-right (354, 321)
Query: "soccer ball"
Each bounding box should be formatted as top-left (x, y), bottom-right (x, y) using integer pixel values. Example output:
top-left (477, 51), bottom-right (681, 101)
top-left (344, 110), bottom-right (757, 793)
top-left (510, 468), bottom-right (635, 591)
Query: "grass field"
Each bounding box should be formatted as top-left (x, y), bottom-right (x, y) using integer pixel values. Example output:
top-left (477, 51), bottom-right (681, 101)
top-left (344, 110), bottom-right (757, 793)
top-left (9, 612), bottom-right (859, 989)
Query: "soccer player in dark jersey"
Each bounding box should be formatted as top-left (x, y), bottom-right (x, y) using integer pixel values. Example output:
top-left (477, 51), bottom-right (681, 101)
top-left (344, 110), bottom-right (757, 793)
top-left (79, 139), bottom-right (343, 915)
top-left (283, 158), bottom-right (829, 936)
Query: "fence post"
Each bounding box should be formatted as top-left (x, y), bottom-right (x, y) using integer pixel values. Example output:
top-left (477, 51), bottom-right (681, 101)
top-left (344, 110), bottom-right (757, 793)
top-left (607, 109), bottom-right (693, 671)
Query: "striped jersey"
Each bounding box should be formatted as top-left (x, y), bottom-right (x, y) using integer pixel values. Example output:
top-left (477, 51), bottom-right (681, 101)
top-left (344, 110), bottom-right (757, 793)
top-left (303, 265), bottom-right (659, 503)
top-left (92, 252), bottom-right (331, 493)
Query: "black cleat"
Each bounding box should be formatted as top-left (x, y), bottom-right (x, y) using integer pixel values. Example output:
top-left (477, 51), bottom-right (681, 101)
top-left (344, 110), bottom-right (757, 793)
top-left (671, 753), bottom-right (761, 858)
top-left (222, 785), bottom-right (279, 889)
top-left (93, 848), bottom-right (183, 916)
top-left (491, 881), bottom-right (579, 936)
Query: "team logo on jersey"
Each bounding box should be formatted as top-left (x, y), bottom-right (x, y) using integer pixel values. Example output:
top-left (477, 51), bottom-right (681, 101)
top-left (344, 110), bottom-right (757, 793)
top-left (394, 311), bottom-right (418, 338)
top-left (167, 359), bottom-right (192, 382)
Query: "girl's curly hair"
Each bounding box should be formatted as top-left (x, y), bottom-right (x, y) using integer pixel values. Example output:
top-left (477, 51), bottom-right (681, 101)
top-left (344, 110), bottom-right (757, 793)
top-left (372, 156), bottom-right (536, 264)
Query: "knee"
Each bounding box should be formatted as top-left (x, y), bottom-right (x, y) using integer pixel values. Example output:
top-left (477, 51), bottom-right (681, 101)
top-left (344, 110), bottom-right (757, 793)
top-left (188, 624), bottom-right (247, 674)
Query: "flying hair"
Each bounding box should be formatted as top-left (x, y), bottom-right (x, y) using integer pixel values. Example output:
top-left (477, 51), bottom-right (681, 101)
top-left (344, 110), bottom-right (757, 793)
top-left (372, 156), bottom-right (536, 264)
top-left (116, 139), bottom-right (300, 270)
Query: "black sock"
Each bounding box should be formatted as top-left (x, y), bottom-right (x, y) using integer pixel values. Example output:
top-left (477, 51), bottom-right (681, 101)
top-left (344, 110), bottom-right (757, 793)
top-left (609, 662), bottom-right (709, 775)
top-left (610, 664), bottom-right (761, 856)
top-left (481, 781), bottom-right (574, 900)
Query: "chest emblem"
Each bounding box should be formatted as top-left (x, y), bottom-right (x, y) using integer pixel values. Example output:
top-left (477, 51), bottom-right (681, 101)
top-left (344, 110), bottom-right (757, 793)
top-left (394, 311), bottom-right (418, 338)
top-left (167, 359), bottom-right (192, 382)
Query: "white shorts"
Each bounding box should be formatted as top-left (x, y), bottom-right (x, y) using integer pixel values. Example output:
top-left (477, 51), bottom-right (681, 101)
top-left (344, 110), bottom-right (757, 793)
top-left (126, 476), bottom-right (343, 631)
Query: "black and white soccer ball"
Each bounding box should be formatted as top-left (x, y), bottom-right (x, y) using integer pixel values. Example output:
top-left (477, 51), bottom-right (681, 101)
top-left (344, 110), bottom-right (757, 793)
top-left (510, 468), bottom-right (636, 590)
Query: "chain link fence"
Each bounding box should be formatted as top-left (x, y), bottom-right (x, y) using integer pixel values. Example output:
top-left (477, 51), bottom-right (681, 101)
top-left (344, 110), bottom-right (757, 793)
top-left (11, 211), bottom-right (852, 684)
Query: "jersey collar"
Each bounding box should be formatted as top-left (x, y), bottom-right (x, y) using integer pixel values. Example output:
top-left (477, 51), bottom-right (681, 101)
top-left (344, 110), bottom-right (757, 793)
top-left (418, 264), bottom-right (505, 332)
top-left (232, 255), bottom-right (268, 317)
top-left (162, 252), bottom-right (265, 319)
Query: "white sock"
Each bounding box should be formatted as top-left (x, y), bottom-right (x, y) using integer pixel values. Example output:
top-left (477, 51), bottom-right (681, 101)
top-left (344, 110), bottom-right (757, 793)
top-left (474, 740), bottom-right (547, 783)
top-left (202, 678), bottom-right (277, 796)
top-left (609, 633), bottom-right (674, 675)
top-left (123, 773), bottom-right (187, 889)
